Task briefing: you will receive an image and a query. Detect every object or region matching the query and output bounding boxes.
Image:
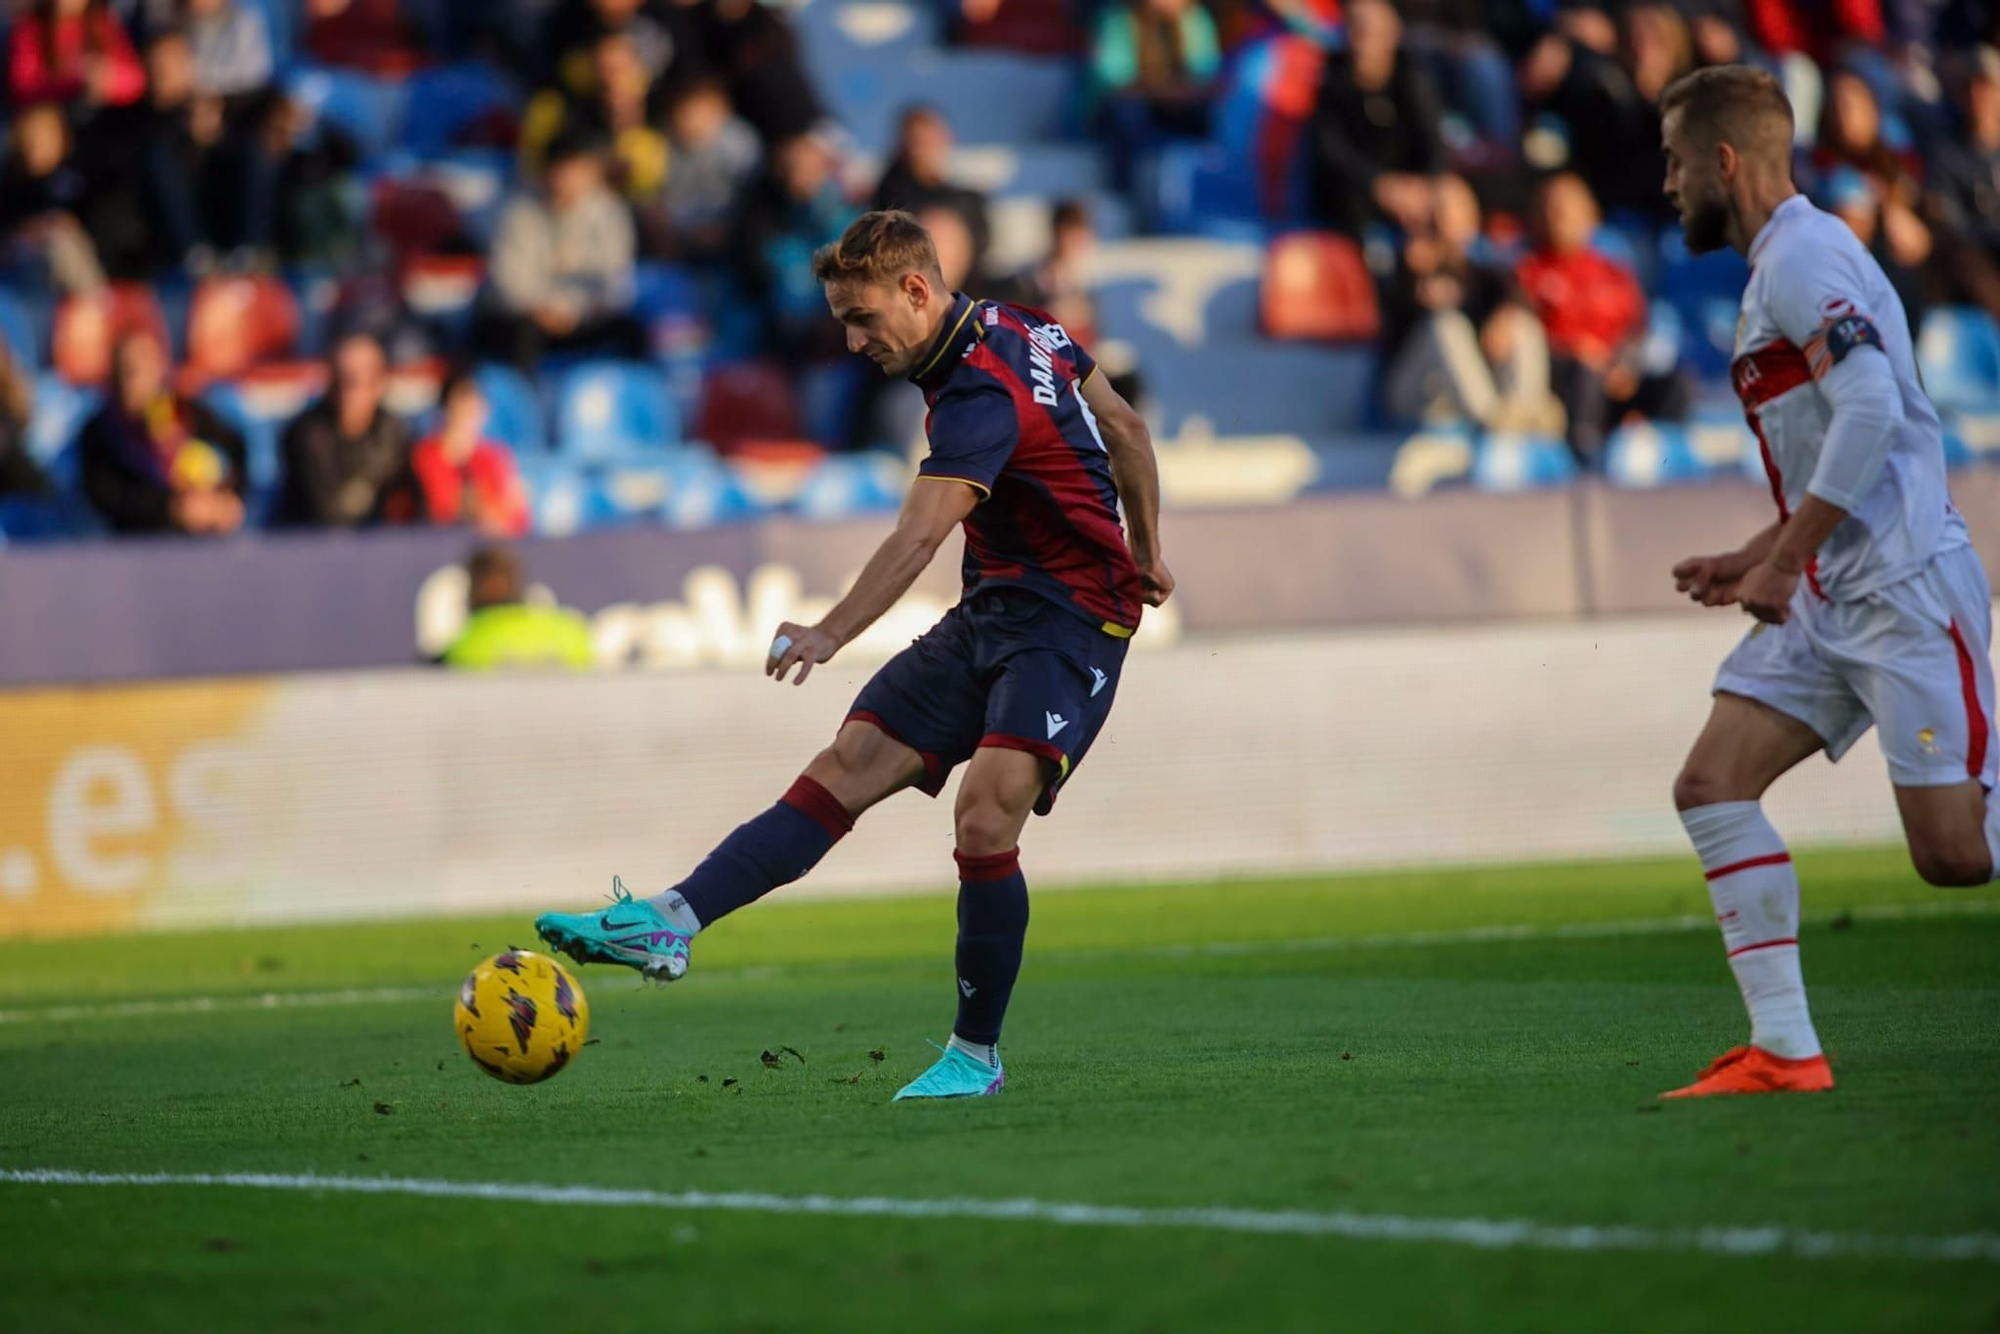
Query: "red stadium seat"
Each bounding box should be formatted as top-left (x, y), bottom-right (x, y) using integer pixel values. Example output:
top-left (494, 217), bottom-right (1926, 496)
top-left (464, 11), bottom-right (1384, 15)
top-left (52, 284), bottom-right (171, 386)
top-left (372, 179), bottom-right (468, 259)
top-left (185, 276), bottom-right (301, 384)
top-left (693, 362), bottom-right (804, 455)
top-left (1260, 232), bottom-right (1381, 343)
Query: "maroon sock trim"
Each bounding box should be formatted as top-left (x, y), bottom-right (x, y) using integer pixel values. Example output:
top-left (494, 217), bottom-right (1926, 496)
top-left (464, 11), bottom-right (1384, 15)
top-left (954, 847), bottom-right (1022, 883)
top-left (782, 775), bottom-right (855, 839)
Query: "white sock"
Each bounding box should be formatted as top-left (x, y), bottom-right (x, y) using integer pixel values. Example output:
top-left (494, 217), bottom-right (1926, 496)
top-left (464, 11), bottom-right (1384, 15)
top-left (947, 1033), bottom-right (999, 1068)
top-left (645, 889), bottom-right (703, 936)
top-left (1680, 801), bottom-right (1822, 1060)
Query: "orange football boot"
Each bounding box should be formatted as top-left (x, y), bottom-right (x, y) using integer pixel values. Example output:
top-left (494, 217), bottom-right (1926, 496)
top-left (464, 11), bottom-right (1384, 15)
top-left (1659, 1045), bottom-right (1835, 1099)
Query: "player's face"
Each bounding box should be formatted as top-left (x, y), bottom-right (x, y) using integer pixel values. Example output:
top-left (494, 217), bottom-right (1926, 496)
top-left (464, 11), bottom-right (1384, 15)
top-left (1661, 111), bottom-right (1731, 255)
top-left (827, 277), bottom-right (933, 377)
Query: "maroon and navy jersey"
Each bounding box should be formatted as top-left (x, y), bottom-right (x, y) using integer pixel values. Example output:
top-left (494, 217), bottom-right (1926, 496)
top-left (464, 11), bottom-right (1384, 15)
top-left (909, 293), bottom-right (1143, 635)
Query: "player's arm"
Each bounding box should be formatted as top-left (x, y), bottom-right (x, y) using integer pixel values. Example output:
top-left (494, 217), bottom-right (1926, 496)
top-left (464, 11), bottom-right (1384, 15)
top-left (1738, 271), bottom-right (1905, 623)
top-left (767, 477), bottom-right (978, 685)
top-left (1079, 370), bottom-right (1174, 606)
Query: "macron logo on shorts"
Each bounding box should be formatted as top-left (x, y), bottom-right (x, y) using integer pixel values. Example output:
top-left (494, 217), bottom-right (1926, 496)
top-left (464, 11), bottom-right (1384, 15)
top-left (1046, 711), bottom-right (1070, 739)
top-left (1090, 667), bottom-right (1108, 697)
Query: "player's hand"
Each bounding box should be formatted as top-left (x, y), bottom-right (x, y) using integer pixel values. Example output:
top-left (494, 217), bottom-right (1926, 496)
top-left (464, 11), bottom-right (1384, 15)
top-left (766, 621), bottom-right (838, 686)
top-left (1672, 549), bottom-right (1758, 607)
top-left (1136, 553), bottom-right (1174, 607)
top-left (1734, 559), bottom-right (1797, 625)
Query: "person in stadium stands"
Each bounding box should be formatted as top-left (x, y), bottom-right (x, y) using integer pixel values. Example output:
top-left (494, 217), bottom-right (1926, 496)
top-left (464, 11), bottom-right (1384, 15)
top-left (873, 104), bottom-right (992, 285)
top-left (479, 128), bottom-right (647, 370)
top-left (0, 101), bottom-right (108, 293)
top-left (1517, 171), bottom-right (1688, 462)
top-left (692, 0), bottom-right (824, 145)
top-left (184, 0), bottom-right (274, 103)
top-left (1517, 3), bottom-right (1683, 225)
top-left (541, 0), bottom-right (697, 100)
top-left (520, 29), bottom-right (671, 207)
top-left (441, 546), bottom-right (596, 670)
top-left (735, 130), bottom-right (860, 360)
top-left (0, 341), bottom-right (54, 499)
top-left (131, 26), bottom-right (277, 275)
top-left (411, 371), bottom-right (531, 539)
top-left (78, 327), bottom-right (247, 535)
top-left (657, 73), bottom-right (762, 259)
top-left (1304, 0), bottom-right (1441, 236)
top-left (1924, 48), bottom-right (2000, 319)
top-left (1000, 198), bottom-right (1100, 347)
top-left (7, 0), bottom-right (147, 116)
top-left (1090, 0), bottom-right (1222, 195)
top-left (1384, 175), bottom-right (1563, 436)
top-left (275, 330), bottom-right (419, 527)
top-left (536, 210), bottom-right (1172, 1101)
top-left (1820, 165), bottom-right (1936, 335)
top-left (1660, 67), bottom-right (1994, 1099)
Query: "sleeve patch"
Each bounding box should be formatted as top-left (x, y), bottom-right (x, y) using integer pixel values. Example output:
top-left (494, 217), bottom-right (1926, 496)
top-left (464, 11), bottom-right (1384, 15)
top-left (1805, 314), bottom-right (1883, 377)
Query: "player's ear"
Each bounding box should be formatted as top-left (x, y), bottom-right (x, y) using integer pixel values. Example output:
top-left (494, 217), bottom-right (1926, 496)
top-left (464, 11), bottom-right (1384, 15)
top-left (902, 270), bottom-right (930, 309)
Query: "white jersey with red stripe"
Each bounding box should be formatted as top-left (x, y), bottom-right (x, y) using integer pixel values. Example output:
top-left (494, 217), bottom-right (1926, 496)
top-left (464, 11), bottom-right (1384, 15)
top-left (1731, 194), bottom-right (1967, 601)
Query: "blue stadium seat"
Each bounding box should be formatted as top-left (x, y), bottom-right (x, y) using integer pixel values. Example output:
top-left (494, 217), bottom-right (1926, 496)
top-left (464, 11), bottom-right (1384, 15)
top-left (551, 361), bottom-right (678, 461)
top-left (400, 62), bottom-right (520, 158)
top-left (794, 451), bottom-right (907, 520)
top-left (285, 66), bottom-right (410, 158)
top-left (1916, 307), bottom-right (2000, 414)
top-left (0, 290), bottom-right (36, 371)
top-left (816, 50), bottom-right (1074, 153)
top-left (659, 453), bottom-right (761, 529)
top-left (1470, 433), bottom-right (1579, 492)
top-left (1604, 423), bottom-right (1708, 488)
top-left (1658, 225), bottom-right (1749, 379)
top-left (0, 494), bottom-right (103, 541)
top-left (473, 363), bottom-right (546, 454)
top-left (516, 456), bottom-right (590, 536)
top-left (27, 375), bottom-right (94, 475)
top-left (198, 382), bottom-right (282, 497)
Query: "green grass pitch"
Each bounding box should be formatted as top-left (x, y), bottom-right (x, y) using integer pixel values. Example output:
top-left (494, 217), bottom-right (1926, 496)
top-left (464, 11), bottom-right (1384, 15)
top-left (1, 845), bottom-right (1996, 1332)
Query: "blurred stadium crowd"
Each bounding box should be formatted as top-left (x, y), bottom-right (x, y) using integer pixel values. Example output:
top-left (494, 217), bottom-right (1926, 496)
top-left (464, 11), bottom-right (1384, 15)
top-left (0, 0), bottom-right (1998, 539)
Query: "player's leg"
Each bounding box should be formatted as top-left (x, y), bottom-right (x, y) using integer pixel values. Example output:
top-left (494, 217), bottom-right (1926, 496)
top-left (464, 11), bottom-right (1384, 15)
top-left (1664, 613), bottom-right (1863, 1098)
top-left (896, 604), bottom-right (1128, 1100)
top-left (1875, 548), bottom-right (2000, 887)
top-left (538, 613), bottom-right (987, 980)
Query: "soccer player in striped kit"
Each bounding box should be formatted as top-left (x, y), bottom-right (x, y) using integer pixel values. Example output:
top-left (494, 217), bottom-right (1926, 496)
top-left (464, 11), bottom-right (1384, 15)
top-left (537, 211), bottom-right (1172, 1099)
top-left (1660, 67), bottom-right (1996, 1097)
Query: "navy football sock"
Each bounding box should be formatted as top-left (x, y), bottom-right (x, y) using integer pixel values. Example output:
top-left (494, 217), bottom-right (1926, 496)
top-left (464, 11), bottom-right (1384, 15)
top-left (662, 777), bottom-right (853, 928)
top-left (952, 848), bottom-right (1030, 1048)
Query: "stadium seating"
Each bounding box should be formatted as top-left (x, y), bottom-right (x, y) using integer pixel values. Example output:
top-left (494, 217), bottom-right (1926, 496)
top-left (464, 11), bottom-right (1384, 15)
top-left (52, 286), bottom-right (172, 386)
top-left (0, 292), bottom-right (36, 373)
top-left (1471, 433), bottom-right (1580, 492)
top-left (472, 363), bottom-right (545, 456)
top-left (552, 362), bottom-right (679, 462)
top-left (1916, 308), bottom-right (2000, 414)
top-left (185, 277), bottom-right (303, 385)
top-left (1260, 233), bottom-right (1381, 342)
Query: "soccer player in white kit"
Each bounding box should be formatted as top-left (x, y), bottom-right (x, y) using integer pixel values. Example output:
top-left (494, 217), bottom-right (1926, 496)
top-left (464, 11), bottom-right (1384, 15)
top-left (1657, 66), bottom-right (1998, 1098)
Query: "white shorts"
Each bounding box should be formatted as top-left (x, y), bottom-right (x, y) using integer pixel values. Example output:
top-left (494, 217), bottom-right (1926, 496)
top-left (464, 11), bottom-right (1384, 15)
top-left (1714, 544), bottom-right (1999, 788)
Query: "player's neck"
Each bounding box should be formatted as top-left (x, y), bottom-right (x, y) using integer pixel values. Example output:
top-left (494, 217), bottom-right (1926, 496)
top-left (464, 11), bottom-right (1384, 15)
top-left (1729, 179), bottom-right (1799, 258)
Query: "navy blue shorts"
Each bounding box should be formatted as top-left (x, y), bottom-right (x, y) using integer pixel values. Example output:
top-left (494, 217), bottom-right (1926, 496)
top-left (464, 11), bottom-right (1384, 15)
top-left (847, 588), bottom-right (1131, 815)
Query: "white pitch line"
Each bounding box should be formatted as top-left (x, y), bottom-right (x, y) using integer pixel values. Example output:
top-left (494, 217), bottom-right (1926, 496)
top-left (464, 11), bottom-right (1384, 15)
top-left (3, 897), bottom-right (1996, 1028)
top-left (1, 1167), bottom-right (1996, 1264)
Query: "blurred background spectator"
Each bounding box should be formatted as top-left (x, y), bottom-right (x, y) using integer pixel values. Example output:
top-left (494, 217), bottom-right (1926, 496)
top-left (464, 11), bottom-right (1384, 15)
top-left (1091, 0), bottom-right (1221, 195)
top-left (1307, 0), bottom-right (1441, 236)
top-left (657, 73), bottom-right (760, 258)
top-left (79, 328), bottom-right (248, 534)
top-left (873, 104), bottom-right (991, 284)
top-left (1517, 173), bottom-right (1687, 462)
top-left (0, 340), bottom-right (53, 498)
top-left (411, 369), bottom-right (530, 536)
top-left (8, 0), bottom-right (146, 116)
top-left (479, 129), bottom-right (644, 367)
top-left (441, 545), bottom-right (596, 669)
top-left (0, 101), bottom-right (109, 292)
top-left (275, 330), bottom-right (417, 526)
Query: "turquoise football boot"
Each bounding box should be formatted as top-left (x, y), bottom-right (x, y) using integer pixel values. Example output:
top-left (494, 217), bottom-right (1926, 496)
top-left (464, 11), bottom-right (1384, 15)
top-left (892, 1042), bottom-right (1006, 1101)
top-left (535, 877), bottom-right (693, 983)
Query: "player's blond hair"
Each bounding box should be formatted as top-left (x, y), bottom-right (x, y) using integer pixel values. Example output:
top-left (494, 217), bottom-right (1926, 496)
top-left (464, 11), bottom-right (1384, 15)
top-left (1659, 64), bottom-right (1793, 152)
top-left (811, 210), bottom-right (943, 290)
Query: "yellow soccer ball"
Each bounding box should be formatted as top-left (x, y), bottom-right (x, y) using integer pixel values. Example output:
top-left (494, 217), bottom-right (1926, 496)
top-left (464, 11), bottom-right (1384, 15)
top-left (455, 949), bottom-right (590, 1084)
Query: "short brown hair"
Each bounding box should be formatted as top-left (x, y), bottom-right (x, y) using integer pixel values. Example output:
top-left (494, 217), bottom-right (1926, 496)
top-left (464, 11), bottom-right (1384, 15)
top-left (811, 210), bottom-right (942, 289)
top-left (1659, 64), bottom-right (1793, 149)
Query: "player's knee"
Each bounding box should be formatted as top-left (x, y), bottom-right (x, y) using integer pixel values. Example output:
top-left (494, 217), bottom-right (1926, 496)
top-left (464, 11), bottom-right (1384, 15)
top-left (1672, 765), bottom-right (1736, 812)
top-left (954, 794), bottom-right (1021, 857)
top-left (1910, 842), bottom-right (1991, 888)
